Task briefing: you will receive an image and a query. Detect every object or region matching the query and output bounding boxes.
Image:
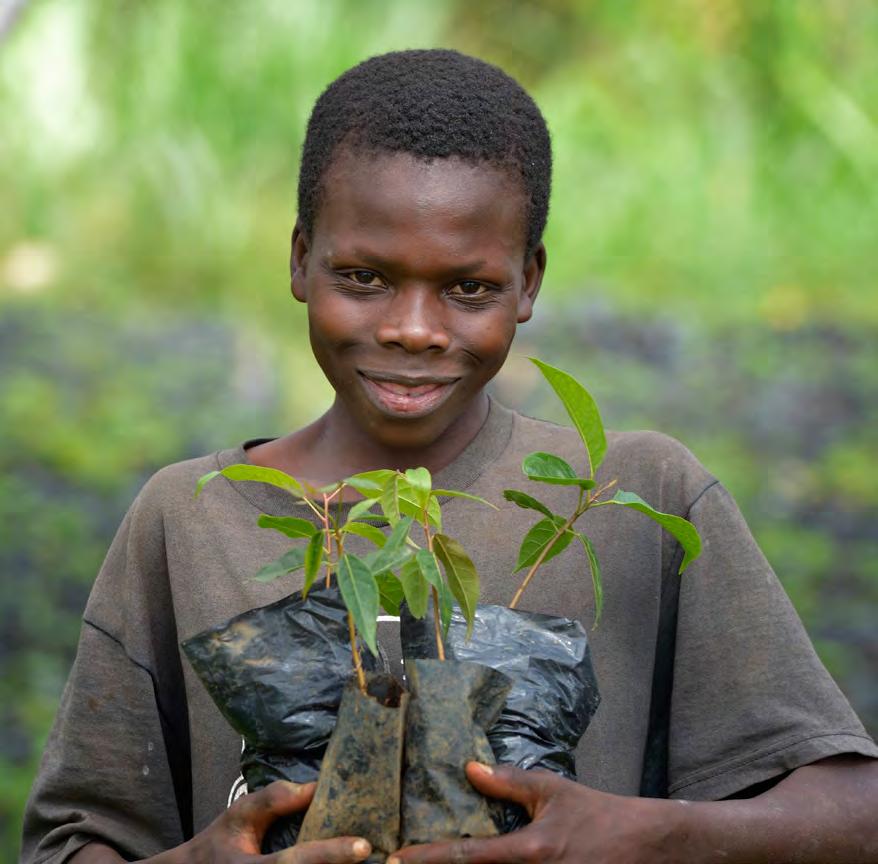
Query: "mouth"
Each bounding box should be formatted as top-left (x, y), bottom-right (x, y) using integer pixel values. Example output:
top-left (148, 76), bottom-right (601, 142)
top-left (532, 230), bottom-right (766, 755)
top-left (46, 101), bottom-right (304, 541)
top-left (358, 370), bottom-right (460, 417)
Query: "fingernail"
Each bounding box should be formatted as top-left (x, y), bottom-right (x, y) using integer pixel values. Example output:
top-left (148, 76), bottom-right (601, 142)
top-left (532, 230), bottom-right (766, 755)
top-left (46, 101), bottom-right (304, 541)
top-left (471, 761), bottom-right (493, 775)
top-left (353, 839), bottom-right (371, 858)
top-left (386, 857), bottom-right (400, 864)
top-left (282, 781), bottom-right (302, 792)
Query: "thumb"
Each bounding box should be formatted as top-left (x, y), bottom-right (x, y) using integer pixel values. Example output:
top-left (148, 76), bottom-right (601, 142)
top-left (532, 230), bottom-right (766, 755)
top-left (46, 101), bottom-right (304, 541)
top-left (227, 780), bottom-right (316, 839)
top-left (465, 762), bottom-right (557, 817)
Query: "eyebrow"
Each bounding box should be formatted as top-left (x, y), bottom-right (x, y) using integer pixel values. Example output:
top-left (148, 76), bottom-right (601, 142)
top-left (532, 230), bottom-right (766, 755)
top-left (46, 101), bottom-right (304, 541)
top-left (330, 248), bottom-right (491, 279)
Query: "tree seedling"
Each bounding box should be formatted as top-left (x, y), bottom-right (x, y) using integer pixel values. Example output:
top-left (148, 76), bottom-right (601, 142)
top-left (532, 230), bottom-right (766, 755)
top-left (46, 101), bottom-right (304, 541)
top-left (195, 465), bottom-right (494, 691)
top-left (505, 358), bottom-right (703, 621)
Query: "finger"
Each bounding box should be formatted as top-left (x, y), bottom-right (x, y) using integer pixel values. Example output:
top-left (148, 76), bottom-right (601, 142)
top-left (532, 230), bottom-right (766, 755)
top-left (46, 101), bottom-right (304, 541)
top-left (271, 836), bottom-right (372, 864)
top-left (390, 832), bottom-right (541, 864)
top-left (464, 762), bottom-right (556, 816)
top-left (227, 780), bottom-right (316, 836)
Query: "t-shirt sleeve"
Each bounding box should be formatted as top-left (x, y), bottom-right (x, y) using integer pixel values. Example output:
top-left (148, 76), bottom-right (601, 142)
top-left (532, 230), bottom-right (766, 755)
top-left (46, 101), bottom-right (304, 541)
top-left (667, 482), bottom-right (878, 801)
top-left (21, 483), bottom-right (191, 863)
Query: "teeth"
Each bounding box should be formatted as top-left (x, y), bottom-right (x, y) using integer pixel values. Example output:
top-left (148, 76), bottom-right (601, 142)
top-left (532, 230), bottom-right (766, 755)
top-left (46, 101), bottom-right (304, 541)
top-left (376, 381), bottom-right (439, 397)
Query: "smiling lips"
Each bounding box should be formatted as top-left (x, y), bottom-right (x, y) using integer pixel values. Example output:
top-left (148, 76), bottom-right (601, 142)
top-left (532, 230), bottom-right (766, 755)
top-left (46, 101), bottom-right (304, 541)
top-left (358, 370), bottom-right (460, 416)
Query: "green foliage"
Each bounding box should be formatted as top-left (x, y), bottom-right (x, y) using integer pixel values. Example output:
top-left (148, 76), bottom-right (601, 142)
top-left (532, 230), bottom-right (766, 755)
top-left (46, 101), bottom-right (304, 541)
top-left (522, 452), bottom-right (595, 489)
top-left (507, 359), bottom-right (702, 617)
top-left (337, 553), bottom-right (380, 656)
top-left (529, 358), bottom-right (607, 475)
top-left (600, 491), bottom-right (702, 574)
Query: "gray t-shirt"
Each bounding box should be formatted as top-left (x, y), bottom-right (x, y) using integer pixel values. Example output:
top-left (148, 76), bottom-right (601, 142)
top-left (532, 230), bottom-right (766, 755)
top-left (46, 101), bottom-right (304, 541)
top-left (21, 400), bottom-right (878, 863)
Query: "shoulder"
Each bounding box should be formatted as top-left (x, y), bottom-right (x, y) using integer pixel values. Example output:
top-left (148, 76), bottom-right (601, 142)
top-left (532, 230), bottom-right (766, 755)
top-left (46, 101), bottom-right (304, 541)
top-left (508, 411), bottom-right (716, 514)
top-left (127, 447), bottom-right (242, 527)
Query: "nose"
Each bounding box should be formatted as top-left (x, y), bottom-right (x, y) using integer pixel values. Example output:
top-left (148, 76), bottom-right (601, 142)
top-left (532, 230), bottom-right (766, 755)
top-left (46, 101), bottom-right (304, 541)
top-left (375, 288), bottom-right (450, 353)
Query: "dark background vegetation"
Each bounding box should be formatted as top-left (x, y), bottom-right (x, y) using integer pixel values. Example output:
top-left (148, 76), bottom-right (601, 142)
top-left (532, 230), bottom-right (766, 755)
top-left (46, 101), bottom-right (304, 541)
top-left (2, 1), bottom-right (876, 857)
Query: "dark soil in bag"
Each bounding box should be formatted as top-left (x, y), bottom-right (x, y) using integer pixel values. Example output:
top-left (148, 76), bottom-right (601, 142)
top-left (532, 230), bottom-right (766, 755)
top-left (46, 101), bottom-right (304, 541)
top-left (401, 603), bottom-right (600, 832)
top-left (401, 658), bottom-right (511, 846)
top-left (181, 585), bottom-right (385, 852)
top-left (298, 673), bottom-right (408, 862)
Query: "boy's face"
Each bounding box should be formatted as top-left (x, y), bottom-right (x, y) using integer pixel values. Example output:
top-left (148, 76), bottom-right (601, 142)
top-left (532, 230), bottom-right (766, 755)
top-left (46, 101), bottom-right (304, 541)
top-left (291, 149), bottom-right (545, 453)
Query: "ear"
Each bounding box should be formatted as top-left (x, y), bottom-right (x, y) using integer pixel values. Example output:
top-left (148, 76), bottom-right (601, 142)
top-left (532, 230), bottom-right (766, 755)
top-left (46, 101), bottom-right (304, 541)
top-left (290, 222), bottom-right (310, 303)
top-left (517, 243), bottom-right (546, 323)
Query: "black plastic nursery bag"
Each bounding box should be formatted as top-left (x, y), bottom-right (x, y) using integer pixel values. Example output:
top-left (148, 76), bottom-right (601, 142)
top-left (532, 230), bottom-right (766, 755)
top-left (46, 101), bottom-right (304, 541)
top-left (401, 603), bottom-right (600, 831)
top-left (181, 585), bottom-right (385, 852)
top-left (299, 673), bottom-right (408, 862)
top-left (401, 658), bottom-right (511, 846)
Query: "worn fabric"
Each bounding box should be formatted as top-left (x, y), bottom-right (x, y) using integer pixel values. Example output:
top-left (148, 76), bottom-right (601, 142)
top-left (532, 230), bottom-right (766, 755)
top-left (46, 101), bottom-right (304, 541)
top-left (21, 399), bottom-right (878, 862)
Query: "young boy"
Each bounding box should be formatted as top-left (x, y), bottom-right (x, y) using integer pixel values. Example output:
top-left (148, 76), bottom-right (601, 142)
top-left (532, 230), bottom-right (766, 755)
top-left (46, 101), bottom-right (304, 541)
top-left (22, 50), bottom-right (878, 864)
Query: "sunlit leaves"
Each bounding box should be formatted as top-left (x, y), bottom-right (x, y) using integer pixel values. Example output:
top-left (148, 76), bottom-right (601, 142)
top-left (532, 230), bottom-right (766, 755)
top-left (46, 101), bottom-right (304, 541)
top-left (337, 553), bottom-right (379, 656)
top-left (603, 490), bottom-right (702, 573)
top-left (195, 464), bottom-right (305, 499)
top-left (405, 467), bottom-right (432, 508)
top-left (342, 520), bottom-right (387, 547)
top-left (530, 358), bottom-right (607, 476)
top-left (514, 517), bottom-right (575, 572)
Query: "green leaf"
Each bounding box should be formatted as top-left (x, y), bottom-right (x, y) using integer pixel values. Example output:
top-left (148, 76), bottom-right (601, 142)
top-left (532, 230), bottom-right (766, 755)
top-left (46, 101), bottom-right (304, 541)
top-left (380, 473), bottom-right (401, 523)
top-left (347, 498), bottom-right (378, 523)
top-left (577, 533), bottom-right (603, 625)
top-left (251, 546), bottom-right (307, 583)
top-left (364, 517), bottom-right (415, 575)
top-left (196, 464), bottom-right (305, 499)
top-left (376, 572), bottom-right (405, 616)
top-left (522, 452), bottom-right (595, 489)
top-left (502, 488), bottom-right (556, 519)
top-left (395, 475), bottom-right (442, 530)
top-left (433, 534), bottom-right (479, 639)
top-left (399, 557), bottom-right (429, 618)
top-left (438, 579), bottom-right (454, 635)
top-left (194, 470), bottom-right (220, 498)
top-left (603, 491), bottom-right (702, 574)
top-left (433, 489), bottom-right (498, 509)
top-left (302, 532), bottom-right (325, 596)
top-left (343, 521), bottom-right (387, 548)
top-left (415, 548), bottom-right (444, 592)
top-left (514, 517), bottom-right (575, 572)
top-left (346, 469), bottom-right (397, 498)
top-left (257, 514), bottom-right (318, 539)
top-left (404, 467), bottom-right (432, 508)
top-left (337, 553), bottom-right (380, 656)
top-left (530, 358), bottom-right (607, 476)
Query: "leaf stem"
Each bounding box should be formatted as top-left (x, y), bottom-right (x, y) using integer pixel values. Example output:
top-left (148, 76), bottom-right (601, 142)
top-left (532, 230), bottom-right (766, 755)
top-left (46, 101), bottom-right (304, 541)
top-left (347, 610), bottom-right (367, 694)
top-left (431, 586), bottom-right (446, 661)
top-left (422, 513), bottom-right (445, 661)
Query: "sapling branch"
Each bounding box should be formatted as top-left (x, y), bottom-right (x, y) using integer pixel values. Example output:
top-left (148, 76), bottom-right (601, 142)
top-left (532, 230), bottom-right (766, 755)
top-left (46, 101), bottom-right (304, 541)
top-left (347, 609), bottom-right (367, 694)
top-left (421, 513), bottom-right (446, 661)
top-left (509, 511), bottom-right (579, 609)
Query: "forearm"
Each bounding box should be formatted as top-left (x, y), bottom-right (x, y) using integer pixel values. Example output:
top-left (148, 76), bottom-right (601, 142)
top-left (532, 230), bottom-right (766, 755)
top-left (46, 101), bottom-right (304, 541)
top-left (69, 843), bottom-right (126, 864)
top-left (672, 755), bottom-right (878, 863)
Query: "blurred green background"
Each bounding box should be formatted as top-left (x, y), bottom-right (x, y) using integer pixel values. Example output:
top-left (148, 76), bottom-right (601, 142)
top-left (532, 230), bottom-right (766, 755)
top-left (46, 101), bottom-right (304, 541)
top-left (2, 0), bottom-right (876, 857)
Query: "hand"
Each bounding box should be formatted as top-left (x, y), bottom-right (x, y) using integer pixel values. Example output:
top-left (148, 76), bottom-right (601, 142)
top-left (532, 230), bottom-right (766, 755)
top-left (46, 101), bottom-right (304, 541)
top-left (389, 762), bottom-right (679, 864)
top-left (73, 780), bottom-right (372, 864)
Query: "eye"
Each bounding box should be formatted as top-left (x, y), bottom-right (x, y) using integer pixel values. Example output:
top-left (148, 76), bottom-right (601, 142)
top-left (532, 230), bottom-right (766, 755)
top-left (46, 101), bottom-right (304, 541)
top-left (349, 270), bottom-right (383, 287)
top-left (449, 280), bottom-right (490, 298)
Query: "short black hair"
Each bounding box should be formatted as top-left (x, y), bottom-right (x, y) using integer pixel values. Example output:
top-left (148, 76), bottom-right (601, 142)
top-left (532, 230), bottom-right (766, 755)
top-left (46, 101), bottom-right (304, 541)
top-left (297, 49), bottom-right (552, 258)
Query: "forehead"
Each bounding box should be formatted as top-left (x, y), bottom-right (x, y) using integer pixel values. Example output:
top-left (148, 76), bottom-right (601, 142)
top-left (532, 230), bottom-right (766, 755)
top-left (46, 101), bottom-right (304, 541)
top-left (311, 149), bottom-right (528, 263)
